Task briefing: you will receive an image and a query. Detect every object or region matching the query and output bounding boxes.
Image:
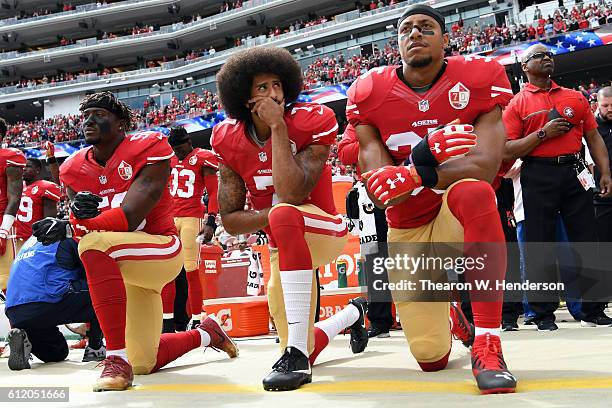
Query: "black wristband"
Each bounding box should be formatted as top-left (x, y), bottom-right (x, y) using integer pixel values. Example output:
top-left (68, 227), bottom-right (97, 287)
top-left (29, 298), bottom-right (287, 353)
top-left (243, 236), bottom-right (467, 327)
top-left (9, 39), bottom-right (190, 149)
top-left (415, 166), bottom-right (438, 188)
top-left (206, 214), bottom-right (217, 229)
top-left (46, 156), bottom-right (57, 164)
top-left (410, 135), bottom-right (439, 167)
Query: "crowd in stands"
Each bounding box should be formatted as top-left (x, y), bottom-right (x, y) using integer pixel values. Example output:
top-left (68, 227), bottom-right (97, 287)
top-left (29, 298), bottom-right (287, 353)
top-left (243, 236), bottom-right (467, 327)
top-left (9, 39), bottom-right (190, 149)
top-left (447, 1), bottom-right (612, 54)
top-left (134, 90), bottom-right (219, 128)
top-left (303, 41), bottom-right (401, 89)
top-left (2, 115), bottom-right (83, 147)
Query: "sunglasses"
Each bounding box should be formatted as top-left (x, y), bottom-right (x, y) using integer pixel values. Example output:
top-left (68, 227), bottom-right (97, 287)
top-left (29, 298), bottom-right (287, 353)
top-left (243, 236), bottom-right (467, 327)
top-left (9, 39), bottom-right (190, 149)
top-left (524, 51), bottom-right (554, 63)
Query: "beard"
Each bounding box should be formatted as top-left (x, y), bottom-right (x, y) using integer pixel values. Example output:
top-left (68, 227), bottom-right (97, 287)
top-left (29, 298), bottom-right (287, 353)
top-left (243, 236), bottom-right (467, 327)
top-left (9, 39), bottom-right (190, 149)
top-left (406, 55), bottom-right (433, 68)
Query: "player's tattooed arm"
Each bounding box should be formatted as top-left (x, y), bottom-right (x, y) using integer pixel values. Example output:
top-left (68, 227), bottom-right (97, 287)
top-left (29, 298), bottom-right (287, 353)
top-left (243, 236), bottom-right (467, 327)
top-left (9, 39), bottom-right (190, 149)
top-left (355, 124), bottom-right (400, 208)
top-left (435, 106), bottom-right (505, 187)
top-left (122, 160), bottom-right (171, 230)
top-left (268, 122), bottom-right (330, 204)
top-left (218, 162), bottom-right (270, 236)
top-left (5, 166), bottom-right (23, 216)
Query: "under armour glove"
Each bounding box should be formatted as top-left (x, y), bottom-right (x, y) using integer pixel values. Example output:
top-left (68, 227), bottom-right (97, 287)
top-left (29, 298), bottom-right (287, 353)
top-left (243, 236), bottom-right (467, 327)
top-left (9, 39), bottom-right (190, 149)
top-left (410, 124), bottom-right (477, 167)
top-left (0, 229), bottom-right (8, 256)
top-left (362, 165), bottom-right (422, 205)
top-left (32, 217), bottom-right (73, 246)
top-left (70, 191), bottom-right (103, 219)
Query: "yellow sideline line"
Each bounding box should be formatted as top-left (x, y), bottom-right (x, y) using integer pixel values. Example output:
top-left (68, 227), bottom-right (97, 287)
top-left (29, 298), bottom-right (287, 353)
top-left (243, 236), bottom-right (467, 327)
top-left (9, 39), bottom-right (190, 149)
top-left (131, 377), bottom-right (612, 394)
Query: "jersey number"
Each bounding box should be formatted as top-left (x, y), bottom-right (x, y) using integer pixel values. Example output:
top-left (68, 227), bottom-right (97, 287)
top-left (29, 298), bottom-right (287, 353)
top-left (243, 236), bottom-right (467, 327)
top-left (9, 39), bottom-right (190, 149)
top-left (17, 196), bottom-right (34, 223)
top-left (98, 192), bottom-right (127, 210)
top-left (170, 168), bottom-right (196, 198)
top-left (253, 176), bottom-right (279, 206)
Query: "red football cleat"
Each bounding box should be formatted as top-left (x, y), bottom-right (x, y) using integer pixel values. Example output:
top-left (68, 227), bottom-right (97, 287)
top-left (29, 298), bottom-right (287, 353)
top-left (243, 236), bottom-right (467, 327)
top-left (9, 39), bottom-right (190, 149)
top-left (450, 302), bottom-right (475, 348)
top-left (93, 355), bottom-right (134, 392)
top-left (199, 316), bottom-right (239, 358)
top-left (471, 333), bottom-right (517, 394)
top-left (70, 337), bottom-right (88, 350)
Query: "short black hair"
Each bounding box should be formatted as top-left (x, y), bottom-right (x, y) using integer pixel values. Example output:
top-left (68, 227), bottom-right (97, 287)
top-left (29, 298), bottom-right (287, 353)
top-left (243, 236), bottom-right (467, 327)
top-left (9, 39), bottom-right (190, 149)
top-left (79, 91), bottom-right (134, 130)
top-left (0, 117), bottom-right (7, 138)
top-left (216, 47), bottom-right (303, 122)
top-left (27, 158), bottom-right (43, 171)
top-left (168, 126), bottom-right (190, 146)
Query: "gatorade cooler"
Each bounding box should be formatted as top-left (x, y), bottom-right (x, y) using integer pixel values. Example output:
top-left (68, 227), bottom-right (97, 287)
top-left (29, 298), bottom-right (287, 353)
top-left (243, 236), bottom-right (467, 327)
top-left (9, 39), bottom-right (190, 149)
top-left (199, 245), bottom-right (223, 301)
top-left (203, 296), bottom-right (270, 338)
top-left (319, 286), bottom-right (367, 322)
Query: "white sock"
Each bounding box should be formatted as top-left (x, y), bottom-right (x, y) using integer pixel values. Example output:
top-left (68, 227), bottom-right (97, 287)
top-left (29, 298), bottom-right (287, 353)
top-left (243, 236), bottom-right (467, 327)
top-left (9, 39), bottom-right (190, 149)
top-left (315, 303), bottom-right (360, 341)
top-left (106, 348), bottom-right (129, 363)
top-left (163, 314), bottom-right (173, 319)
top-left (196, 327), bottom-right (211, 347)
top-left (191, 314), bottom-right (201, 321)
top-left (280, 269), bottom-right (313, 356)
top-left (475, 327), bottom-right (501, 337)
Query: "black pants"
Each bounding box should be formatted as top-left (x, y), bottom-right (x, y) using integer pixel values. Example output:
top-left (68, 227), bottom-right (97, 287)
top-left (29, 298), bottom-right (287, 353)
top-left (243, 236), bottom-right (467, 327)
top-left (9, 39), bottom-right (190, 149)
top-left (365, 207), bottom-right (394, 331)
top-left (594, 203), bottom-right (612, 242)
top-left (173, 267), bottom-right (190, 329)
top-left (496, 179), bottom-right (523, 323)
top-left (6, 292), bottom-right (101, 363)
top-left (521, 160), bottom-right (604, 321)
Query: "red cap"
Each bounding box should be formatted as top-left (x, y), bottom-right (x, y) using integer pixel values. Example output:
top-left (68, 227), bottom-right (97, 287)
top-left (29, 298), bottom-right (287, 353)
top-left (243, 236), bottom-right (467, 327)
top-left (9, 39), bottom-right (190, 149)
top-left (554, 96), bottom-right (585, 125)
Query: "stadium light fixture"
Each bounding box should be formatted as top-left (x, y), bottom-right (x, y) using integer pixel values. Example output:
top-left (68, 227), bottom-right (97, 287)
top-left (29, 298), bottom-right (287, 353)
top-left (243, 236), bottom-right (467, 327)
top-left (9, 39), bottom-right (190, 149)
top-left (164, 82), bottom-right (171, 86)
top-left (186, 77), bottom-right (193, 82)
top-left (32, 101), bottom-right (41, 107)
top-left (386, 24), bottom-right (394, 31)
top-left (152, 83), bottom-right (160, 88)
top-left (177, 79), bottom-right (184, 84)
top-left (43, 99), bottom-right (51, 104)
top-left (306, 45), bottom-right (316, 54)
top-left (294, 48), bottom-right (303, 55)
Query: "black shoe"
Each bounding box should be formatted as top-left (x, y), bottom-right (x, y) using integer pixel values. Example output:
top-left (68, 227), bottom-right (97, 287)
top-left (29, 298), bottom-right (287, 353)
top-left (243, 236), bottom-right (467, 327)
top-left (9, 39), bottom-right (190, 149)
top-left (174, 322), bottom-right (188, 332)
top-left (7, 328), bottom-right (32, 371)
top-left (162, 318), bottom-right (175, 334)
top-left (190, 320), bottom-right (201, 331)
top-left (537, 319), bottom-right (558, 331)
top-left (502, 321), bottom-right (519, 332)
top-left (523, 315), bottom-right (535, 325)
top-left (82, 345), bottom-right (106, 362)
top-left (262, 347), bottom-right (312, 391)
top-left (367, 326), bottom-right (390, 338)
top-left (581, 313), bottom-right (612, 327)
top-left (348, 297), bottom-right (368, 354)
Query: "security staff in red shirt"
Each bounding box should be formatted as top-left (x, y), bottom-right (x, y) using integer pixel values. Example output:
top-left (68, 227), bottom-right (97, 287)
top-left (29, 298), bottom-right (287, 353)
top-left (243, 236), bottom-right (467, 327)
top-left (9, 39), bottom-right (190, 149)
top-left (504, 44), bottom-right (612, 329)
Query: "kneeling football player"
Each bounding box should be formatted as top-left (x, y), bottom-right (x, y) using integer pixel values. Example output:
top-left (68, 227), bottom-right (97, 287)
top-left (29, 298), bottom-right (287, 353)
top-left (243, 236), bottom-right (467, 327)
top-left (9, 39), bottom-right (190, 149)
top-left (33, 92), bottom-right (238, 392)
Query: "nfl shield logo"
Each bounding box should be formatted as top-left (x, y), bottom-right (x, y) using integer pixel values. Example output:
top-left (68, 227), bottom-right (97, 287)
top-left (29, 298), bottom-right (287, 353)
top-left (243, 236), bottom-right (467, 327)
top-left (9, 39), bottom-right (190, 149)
top-left (118, 161), bottom-right (133, 181)
top-left (448, 82), bottom-right (470, 110)
top-left (258, 152), bottom-right (267, 162)
top-left (418, 100), bottom-right (430, 112)
top-left (99, 175), bottom-right (107, 185)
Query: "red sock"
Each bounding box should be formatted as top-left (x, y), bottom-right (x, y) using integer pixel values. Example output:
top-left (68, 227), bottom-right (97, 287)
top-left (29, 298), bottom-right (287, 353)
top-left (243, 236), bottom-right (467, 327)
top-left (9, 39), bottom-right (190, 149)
top-left (448, 181), bottom-right (505, 329)
top-left (418, 349), bottom-right (451, 372)
top-left (151, 330), bottom-right (201, 373)
top-left (309, 327), bottom-right (330, 365)
top-left (268, 206), bottom-right (311, 270)
top-left (81, 250), bottom-right (127, 351)
top-left (161, 281), bottom-right (176, 315)
top-left (186, 269), bottom-right (203, 317)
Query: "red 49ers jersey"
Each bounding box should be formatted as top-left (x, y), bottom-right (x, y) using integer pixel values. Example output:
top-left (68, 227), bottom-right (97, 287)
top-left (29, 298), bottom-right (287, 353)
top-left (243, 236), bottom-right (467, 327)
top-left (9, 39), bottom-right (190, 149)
top-left (15, 179), bottom-right (61, 239)
top-left (212, 103), bottom-right (338, 235)
top-left (60, 131), bottom-right (177, 236)
top-left (0, 148), bottom-right (26, 216)
top-left (346, 56), bottom-right (513, 228)
top-left (170, 148), bottom-right (218, 218)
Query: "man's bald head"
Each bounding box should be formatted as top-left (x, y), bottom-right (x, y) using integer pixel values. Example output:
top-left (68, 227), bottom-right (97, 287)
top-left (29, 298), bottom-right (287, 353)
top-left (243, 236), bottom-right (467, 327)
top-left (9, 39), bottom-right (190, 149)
top-left (597, 86), bottom-right (612, 121)
top-left (521, 44), bottom-right (549, 64)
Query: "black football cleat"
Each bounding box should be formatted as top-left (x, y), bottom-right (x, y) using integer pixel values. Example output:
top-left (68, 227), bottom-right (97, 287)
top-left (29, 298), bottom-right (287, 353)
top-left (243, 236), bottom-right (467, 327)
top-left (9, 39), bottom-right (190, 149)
top-left (263, 347), bottom-right (312, 391)
top-left (347, 297), bottom-right (369, 354)
top-left (450, 302), bottom-right (475, 348)
top-left (471, 333), bottom-right (517, 394)
top-left (7, 328), bottom-right (32, 371)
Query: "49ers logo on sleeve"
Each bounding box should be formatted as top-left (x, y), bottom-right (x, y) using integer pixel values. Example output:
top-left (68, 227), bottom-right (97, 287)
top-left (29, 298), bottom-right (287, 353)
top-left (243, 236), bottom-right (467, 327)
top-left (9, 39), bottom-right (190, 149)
top-left (118, 160), bottom-right (133, 180)
top-left (448, 82), bottom-right (470, 110)
top-left (31, 186), bottom-right (39, 195)
top-left (189, 155), bottom-right (198, 166)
